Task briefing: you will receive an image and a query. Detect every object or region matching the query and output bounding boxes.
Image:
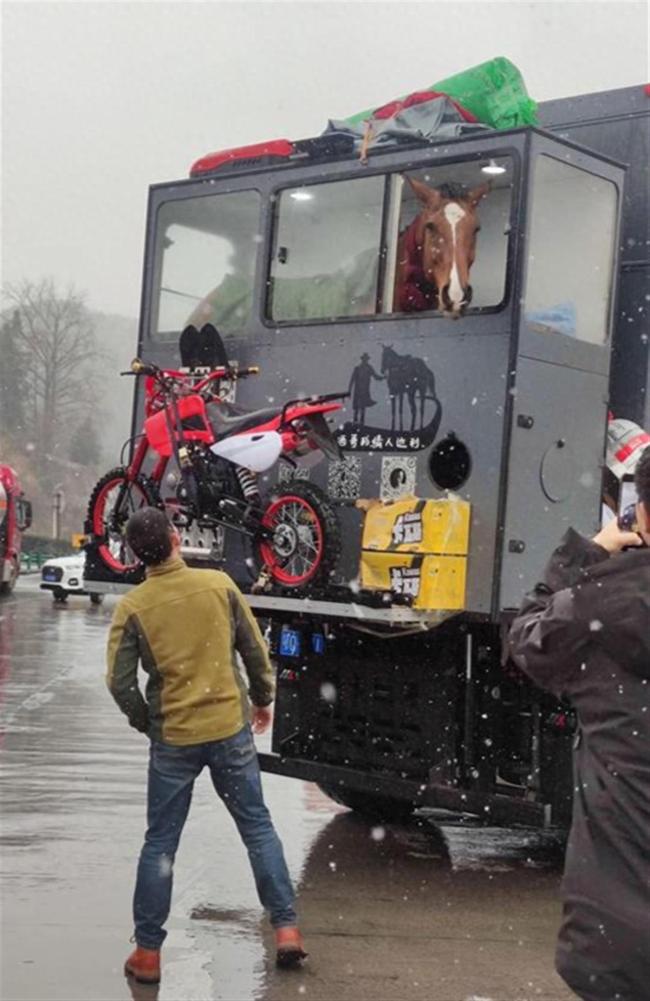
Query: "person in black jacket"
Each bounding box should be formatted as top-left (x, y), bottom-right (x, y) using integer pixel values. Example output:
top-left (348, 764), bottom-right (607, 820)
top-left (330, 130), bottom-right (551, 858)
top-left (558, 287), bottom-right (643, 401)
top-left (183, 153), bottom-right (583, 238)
top-left (508, 446), bottom-right (650, 1001)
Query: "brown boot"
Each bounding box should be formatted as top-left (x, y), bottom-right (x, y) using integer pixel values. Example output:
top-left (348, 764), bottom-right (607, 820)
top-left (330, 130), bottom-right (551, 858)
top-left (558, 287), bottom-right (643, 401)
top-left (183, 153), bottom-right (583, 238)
top-left (124, 945), bottom-right (161, 984)
top-left (275, 926), bottom-right (307, 969)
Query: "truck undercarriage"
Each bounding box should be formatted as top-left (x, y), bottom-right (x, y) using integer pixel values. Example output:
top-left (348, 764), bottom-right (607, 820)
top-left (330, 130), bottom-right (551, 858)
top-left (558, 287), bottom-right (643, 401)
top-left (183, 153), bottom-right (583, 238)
top-left (262, 613), bottom-right (573, 828)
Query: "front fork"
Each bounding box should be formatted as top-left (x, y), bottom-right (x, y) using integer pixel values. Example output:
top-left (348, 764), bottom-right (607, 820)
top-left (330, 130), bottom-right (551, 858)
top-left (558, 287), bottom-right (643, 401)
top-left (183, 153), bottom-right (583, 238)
top-left (110, 438), bottom-right (166, 532)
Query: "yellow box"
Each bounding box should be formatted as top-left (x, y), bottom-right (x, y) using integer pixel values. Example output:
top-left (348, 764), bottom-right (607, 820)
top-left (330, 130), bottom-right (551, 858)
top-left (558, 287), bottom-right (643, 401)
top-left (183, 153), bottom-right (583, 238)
top-left (361, 497), bottom-right (470, 555)
top-left (360, 551), bottom-right (467, 610)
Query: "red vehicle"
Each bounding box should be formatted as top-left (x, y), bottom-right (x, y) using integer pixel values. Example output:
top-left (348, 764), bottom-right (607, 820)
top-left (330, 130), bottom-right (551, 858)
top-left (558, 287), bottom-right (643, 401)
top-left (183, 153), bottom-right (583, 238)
top-left (0, 465), bottom-right (32, 595)
top-left (87, 330), bottom-right (345, 589)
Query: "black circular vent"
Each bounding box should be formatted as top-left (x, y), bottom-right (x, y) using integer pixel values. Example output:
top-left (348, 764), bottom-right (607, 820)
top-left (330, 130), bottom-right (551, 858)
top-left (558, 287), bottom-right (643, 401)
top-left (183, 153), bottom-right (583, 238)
top-left (429, 435), bottom-right (471, 490)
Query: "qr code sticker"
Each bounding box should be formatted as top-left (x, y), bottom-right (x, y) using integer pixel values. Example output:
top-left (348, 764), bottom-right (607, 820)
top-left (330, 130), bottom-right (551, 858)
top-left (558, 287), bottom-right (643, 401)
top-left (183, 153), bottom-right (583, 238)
top-left (328, 457), bottom-right (362, 500)
top-left (381, 456), bottom-right (417, 501)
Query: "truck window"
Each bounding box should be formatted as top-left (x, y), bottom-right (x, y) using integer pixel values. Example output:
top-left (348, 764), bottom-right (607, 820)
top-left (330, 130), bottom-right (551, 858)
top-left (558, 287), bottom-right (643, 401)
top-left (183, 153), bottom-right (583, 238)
top-left (268, 177), bottom-right (385, 322)
top-left (523, 156), bottom-right (618, 344)
top-left (385, 156), bottom-right (513, 315)
top-left (16, 498), bottom-right (32, 532)
top-left (152, 190), bottom-right (261, 339)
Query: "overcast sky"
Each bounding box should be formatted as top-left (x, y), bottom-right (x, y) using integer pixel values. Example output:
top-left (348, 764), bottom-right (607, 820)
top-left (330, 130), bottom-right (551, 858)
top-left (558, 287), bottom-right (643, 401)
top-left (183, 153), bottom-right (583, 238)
top-left (2, 0), bottom-right (648, 317)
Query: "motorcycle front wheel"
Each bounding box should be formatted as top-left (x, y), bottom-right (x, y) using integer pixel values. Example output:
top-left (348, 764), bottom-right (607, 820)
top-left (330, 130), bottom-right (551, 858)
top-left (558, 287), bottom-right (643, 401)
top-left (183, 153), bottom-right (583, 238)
top-left (255, 481), bottom-right (340, 589)
top-left (87, 467), bottom-right (159, 574)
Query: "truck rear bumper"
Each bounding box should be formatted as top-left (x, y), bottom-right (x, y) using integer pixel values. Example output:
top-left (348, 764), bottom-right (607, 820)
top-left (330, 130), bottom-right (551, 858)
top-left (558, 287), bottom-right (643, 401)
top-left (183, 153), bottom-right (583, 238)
top-left (258, 752), bottom-right (551, 828)
top-left (82, 574), bottom-right (456, 627)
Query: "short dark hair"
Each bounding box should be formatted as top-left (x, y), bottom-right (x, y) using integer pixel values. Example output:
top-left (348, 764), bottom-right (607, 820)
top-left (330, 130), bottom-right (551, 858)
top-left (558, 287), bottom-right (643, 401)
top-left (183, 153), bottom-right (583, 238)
top-left (634, 445), bottom-right (650, 509)
top-left (126, 508), bottom-right (172, 566)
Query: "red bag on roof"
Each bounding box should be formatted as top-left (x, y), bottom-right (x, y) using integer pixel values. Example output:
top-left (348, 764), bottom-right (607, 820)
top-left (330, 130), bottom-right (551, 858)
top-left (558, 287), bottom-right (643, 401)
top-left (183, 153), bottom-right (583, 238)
top-left (372, 89), bottom-right (478, 124)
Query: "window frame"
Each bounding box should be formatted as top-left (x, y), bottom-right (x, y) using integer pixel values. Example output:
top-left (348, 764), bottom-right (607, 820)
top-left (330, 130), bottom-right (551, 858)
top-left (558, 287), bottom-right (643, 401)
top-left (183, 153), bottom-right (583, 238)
top-left (265, 173), bottom-right (391, 325)
top-left (148, 185), bottom-right (264, 343)
top-left (262, 147), bottom-right (522, 329)
top-left (522, 150), bottom-right (620, 347)
top-left (16, 497), bottom-right (32, 532)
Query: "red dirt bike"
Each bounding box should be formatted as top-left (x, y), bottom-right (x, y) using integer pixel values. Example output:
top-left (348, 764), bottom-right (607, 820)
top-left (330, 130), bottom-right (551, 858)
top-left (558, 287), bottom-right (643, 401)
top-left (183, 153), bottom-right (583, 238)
top-left (87, 358), bottom-right (345, 589)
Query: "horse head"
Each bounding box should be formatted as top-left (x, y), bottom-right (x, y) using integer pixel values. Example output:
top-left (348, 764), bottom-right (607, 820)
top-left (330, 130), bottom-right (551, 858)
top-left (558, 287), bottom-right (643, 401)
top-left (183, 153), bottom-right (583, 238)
top-left (405, 176), bottom-right (490, 317)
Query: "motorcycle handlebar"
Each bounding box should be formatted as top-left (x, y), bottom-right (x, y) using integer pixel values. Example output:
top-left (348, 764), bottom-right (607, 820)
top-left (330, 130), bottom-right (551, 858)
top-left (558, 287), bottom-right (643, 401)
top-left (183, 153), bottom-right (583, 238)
top-left (119, 359), bottom-right (161, 377)
top-left (200, 365), bottom-right (259, 382)
top-left (119, 360), bottom-right (260, 381)
top-left (131, 358), bottom-right (160, 376)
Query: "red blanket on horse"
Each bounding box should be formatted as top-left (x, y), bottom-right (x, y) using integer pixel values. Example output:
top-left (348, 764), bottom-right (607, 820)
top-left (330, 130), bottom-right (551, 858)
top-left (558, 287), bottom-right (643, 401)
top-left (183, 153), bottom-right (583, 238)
top-left (395, 221), bottom-right (438, 313)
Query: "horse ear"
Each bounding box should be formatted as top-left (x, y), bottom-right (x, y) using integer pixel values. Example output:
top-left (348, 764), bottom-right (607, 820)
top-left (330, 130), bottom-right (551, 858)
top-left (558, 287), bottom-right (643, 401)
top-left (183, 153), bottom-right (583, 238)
top-left (406, 176), bottom-right (442, 209)
top-left (467, 181), bottom-right (492, 207)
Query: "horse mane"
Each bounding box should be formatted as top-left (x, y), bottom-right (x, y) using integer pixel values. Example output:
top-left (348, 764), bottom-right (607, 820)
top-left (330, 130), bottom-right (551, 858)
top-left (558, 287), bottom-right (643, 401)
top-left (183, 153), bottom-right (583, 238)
top-left (435, 182), bottom-right (469, 200)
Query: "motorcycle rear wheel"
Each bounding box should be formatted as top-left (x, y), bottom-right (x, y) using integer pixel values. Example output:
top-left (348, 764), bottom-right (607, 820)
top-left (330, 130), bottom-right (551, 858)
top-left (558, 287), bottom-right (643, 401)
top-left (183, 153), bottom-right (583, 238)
top-left (255, 481), bottom-right (340, 589)
top-left (87, 468), bottom-right (160, 574)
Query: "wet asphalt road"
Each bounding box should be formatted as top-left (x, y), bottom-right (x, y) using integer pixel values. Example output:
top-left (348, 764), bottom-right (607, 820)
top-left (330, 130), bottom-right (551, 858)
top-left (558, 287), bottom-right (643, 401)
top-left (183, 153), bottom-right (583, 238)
top-left (1, 577), bottom-right (575, 1001)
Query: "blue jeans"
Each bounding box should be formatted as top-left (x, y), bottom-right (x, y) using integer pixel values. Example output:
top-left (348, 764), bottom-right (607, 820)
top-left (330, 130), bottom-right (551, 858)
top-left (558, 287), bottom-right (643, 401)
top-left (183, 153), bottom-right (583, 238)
top-left (133, 725), bottom-right (296, 949)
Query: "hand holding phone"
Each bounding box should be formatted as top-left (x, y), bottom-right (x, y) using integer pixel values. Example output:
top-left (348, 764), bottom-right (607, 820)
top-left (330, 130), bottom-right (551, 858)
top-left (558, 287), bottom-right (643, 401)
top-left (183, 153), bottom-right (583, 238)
top-left (594, 514), bottom-right (645, 553)
top-left (617, 503), bottom-right (640, 532)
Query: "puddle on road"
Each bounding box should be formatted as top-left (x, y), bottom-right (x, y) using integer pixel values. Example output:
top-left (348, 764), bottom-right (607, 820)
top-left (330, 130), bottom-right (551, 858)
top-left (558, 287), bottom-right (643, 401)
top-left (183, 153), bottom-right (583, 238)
top-left (439, 822), bottom-right (565, 872)
top-left (258, 810), bottom-right (570, 1001)
top-left (2, 583), bottom-right (569, 1001)
top-left (1, 583), bottom-right (338, 1001)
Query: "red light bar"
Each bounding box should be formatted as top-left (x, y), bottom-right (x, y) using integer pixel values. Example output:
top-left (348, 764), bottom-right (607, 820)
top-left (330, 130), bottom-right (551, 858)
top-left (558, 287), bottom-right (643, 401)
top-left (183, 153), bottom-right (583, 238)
top-left (190, 139), bottom-right (295, 177)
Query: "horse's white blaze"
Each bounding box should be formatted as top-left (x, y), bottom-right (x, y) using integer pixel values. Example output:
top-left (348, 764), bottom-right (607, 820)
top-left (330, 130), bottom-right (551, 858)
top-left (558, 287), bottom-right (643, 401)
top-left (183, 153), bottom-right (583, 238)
top-left (444, 202), bottom-right (466, 226)
top-left (444, 202), bottom-right (466, 307)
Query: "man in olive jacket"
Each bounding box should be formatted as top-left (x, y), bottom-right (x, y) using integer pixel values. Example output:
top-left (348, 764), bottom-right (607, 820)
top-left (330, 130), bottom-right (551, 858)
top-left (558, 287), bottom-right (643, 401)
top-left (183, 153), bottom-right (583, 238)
top-left (107, 508), bottom-right (305, 985)
top-left (508, 447), bottom-right (650, 1001)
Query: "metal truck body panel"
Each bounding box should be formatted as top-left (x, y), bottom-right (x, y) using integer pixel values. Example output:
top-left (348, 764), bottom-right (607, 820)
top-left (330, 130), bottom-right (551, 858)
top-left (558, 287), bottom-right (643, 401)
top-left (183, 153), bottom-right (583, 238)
top-left (538, 85), bottom-right (650, 428)
top-left (83, 84), bottom-right (649, 827)
top-left (110, 125), bottom-right (625, 622)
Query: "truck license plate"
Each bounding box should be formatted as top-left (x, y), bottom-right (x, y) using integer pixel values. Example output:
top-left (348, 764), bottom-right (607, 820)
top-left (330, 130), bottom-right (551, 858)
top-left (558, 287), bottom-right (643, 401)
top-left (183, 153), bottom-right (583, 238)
top-left (279, 628), bottom-right (301, 658)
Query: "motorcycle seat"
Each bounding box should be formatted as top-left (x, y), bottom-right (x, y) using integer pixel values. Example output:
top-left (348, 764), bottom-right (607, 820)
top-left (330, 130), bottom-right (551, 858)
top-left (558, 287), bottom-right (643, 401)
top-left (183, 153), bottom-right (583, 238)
top-left (207, 402), bottom-right (282, 439)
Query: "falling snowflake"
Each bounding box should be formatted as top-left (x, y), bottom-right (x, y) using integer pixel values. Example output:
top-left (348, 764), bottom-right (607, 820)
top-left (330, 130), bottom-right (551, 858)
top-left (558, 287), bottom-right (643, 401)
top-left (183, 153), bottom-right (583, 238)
top-left (320, 682), bottom-right (337, 704)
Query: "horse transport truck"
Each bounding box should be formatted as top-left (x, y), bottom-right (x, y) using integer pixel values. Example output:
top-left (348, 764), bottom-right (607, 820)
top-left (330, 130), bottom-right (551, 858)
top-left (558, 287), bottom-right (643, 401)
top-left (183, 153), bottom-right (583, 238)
top-left (84, 80), bottom-right (649, 828)
top-left (0, 465), bottom-right (32, 595)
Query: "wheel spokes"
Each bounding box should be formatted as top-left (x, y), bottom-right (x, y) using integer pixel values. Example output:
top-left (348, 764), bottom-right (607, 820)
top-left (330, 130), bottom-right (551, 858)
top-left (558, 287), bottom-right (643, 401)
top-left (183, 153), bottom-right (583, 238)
top-left (101, 482), bottom-right (150, 568)
top-left (264, 496), bottom-right (323, 583)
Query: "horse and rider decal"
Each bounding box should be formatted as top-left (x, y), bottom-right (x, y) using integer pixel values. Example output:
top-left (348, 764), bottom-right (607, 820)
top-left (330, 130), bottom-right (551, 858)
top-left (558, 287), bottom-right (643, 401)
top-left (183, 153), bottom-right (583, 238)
top-left (339, 345), bottom-right (442, 453)
top-left (380, 345), bottom-right (440, 432)
top-left (348, 353), bottom-right (385, 424)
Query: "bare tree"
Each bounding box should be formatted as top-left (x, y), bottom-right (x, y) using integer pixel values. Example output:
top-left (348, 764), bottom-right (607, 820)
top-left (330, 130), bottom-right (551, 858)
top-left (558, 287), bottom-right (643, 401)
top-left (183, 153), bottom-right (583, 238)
top-left (2, 279), bottom-right (99, 465)
top-left (0, 309), bottom-right (28, 441)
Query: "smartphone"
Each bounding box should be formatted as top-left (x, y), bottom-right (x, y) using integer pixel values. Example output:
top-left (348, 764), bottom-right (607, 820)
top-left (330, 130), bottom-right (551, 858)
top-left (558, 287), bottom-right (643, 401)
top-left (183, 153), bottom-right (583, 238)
top-left (617, 502), bottom-right (639, 532)
top-left (617, 475), bottom-right (638, 529)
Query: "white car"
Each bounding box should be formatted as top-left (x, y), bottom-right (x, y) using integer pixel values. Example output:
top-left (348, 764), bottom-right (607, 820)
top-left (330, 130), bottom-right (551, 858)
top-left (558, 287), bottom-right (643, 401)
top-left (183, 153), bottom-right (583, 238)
top-left (40, 555), bottom-right (103, 604)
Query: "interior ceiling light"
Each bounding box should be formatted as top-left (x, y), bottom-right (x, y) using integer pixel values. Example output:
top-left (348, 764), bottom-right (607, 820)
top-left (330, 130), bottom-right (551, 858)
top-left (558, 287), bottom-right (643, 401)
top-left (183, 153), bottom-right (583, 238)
top-left (290, 190), bottom-right (313, 201)
top-left (481, 159), bottom-right (507, 176)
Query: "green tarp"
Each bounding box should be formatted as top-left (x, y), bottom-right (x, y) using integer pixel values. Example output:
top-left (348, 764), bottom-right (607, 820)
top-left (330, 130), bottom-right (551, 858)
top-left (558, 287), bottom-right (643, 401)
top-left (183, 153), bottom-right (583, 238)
top-left (346, 57), bottom-right (537, 131)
